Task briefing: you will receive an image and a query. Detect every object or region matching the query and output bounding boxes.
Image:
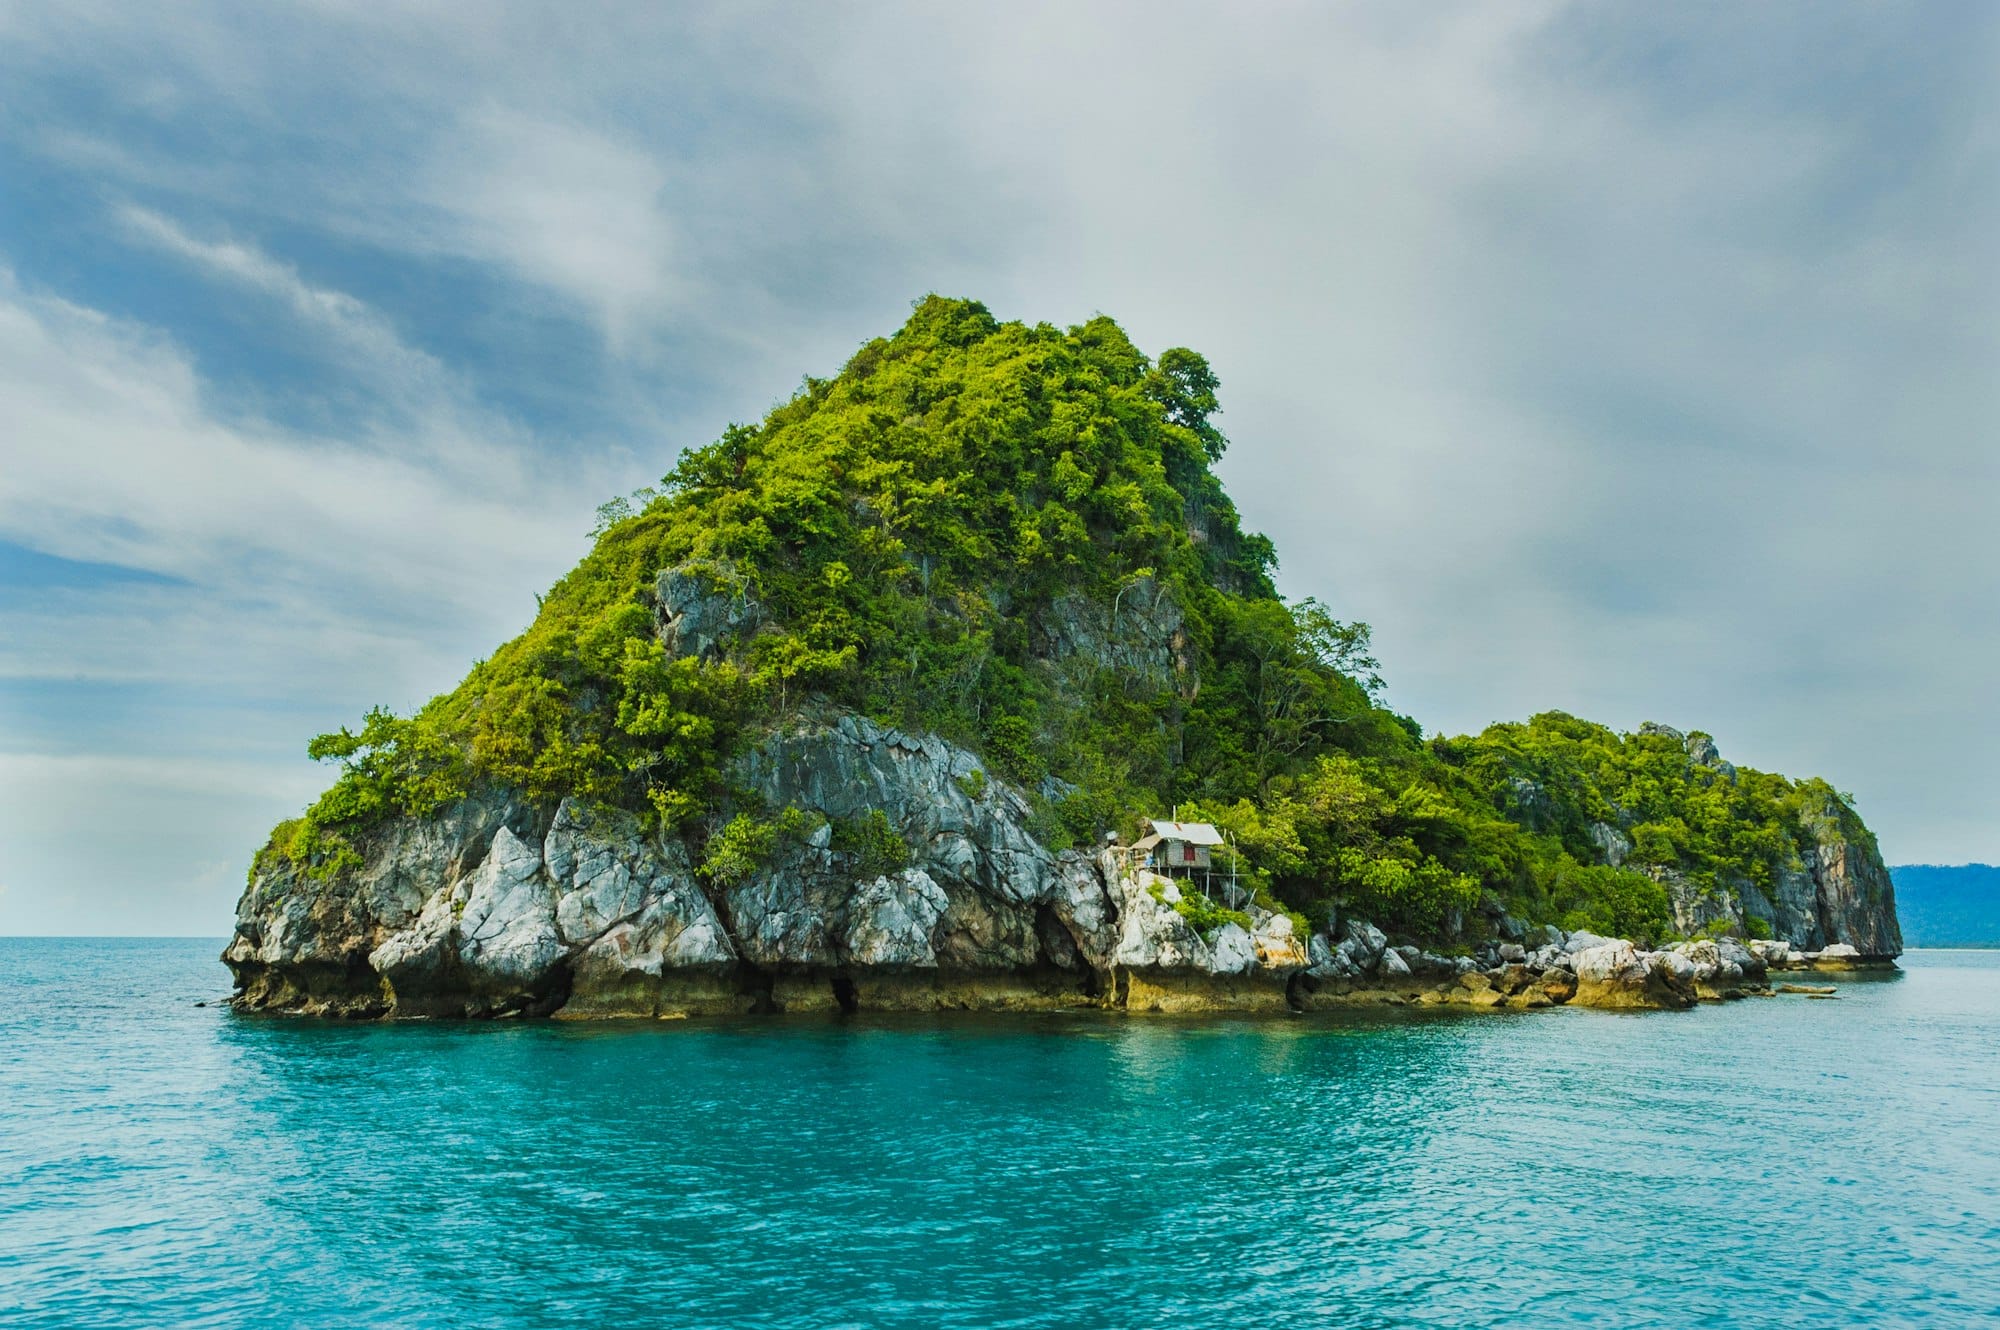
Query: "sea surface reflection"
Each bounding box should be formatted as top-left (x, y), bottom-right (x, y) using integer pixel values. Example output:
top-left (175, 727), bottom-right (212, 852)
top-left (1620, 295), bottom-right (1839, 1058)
top-left (3, 941), bottom-right (1996, 1328)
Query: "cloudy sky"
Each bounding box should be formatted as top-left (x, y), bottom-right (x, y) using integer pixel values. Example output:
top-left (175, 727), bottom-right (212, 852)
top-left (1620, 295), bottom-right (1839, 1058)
top-left (1, 1), bottom-right (1993, 934)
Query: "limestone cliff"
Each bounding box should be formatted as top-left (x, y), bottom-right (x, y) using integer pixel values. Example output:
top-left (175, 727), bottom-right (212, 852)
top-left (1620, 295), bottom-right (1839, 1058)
top-left (1588, 729), bottom-right (1902, 959)
top-left (225, 713), bottom-right (1310, 1017)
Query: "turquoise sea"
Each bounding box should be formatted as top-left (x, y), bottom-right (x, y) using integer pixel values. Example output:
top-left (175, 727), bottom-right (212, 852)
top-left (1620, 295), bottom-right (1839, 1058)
top-left (3, 941), bottom-right (1996, 1328)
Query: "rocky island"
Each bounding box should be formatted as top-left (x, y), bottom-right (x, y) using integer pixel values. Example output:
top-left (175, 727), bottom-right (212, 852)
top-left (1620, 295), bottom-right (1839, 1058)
top-left (225, 298), bottom-right (1900, 1019)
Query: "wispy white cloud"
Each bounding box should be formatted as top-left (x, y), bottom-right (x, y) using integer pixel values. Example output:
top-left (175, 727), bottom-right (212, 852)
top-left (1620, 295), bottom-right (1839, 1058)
top-left (0, 265), bottom-right (597, 601)
top-left (118, 204), bottom-right (456, 403)
top-left (423, 110), bottom-right (681, 351)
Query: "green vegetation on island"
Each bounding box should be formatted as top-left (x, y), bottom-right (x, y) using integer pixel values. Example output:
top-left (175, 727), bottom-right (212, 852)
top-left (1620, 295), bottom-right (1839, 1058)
top-left (269, 296), bottom-right (1878, 947)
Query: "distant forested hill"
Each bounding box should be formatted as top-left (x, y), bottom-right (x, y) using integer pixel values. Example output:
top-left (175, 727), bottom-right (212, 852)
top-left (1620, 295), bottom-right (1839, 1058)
top-left (1889, 865), bottom-right (2000, 947)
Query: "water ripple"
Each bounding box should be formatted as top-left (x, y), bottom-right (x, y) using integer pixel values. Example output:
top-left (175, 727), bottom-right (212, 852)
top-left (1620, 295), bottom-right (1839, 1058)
top-left (2, 942), bottom-right (1997, 1328)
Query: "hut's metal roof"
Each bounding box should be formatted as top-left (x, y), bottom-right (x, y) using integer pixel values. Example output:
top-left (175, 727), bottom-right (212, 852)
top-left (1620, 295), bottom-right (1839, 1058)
top-left (1146, 819), bottom-right (1224, 846)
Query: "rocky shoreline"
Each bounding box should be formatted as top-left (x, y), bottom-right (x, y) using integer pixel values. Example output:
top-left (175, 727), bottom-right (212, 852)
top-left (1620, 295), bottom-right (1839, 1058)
top-left (1290, 922), bottom-right (1888, 1015)
top-left (224, 714), bottom-right (1900, 1021)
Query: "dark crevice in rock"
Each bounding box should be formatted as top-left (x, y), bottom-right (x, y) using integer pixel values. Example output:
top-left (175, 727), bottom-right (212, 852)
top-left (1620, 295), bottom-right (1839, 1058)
top-left (738, 963), bottom-right (779, 1014)
top-left (526, 960), bottom-right (575, 1018)
top-left (691, 873), bottom-right (753, 973)
top-left (830, 974), bottom-right (859, 1014)
top-left (1812, 860), bottom-right (1841, 952)
top-left (1285, 970), bottom-right (1317, 1012)
top-left (1033, 902), bottom-right (1084, 971)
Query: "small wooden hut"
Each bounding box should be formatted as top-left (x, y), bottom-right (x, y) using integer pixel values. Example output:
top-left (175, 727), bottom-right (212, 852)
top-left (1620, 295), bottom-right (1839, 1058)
top-left (1131, 819), bottom-right (1225, 874)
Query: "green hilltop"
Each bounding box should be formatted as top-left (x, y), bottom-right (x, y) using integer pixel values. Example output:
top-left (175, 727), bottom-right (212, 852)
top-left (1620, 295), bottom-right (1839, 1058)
top-left (268, 296), bottom-right (1878, 947)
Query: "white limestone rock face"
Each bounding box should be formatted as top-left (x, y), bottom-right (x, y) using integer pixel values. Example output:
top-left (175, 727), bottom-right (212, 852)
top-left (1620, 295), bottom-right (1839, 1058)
top-left (1052, 852), bottom-right (1120, 969)
top-left (1665, 938), bottom-right (1767, 998)
top-left (1307, 931), bottom-right (1340, 973)
top-left (1570, 941), bottom-right (1643, 1005)
top-left (655, 562), bottom-right (765, 661)
top-left (271, 796), bottom-right (741, 1017)
top-left (1112, 869), bottom-right (1211, 972)
top-left (1528, 943), bottom-right (1566, 970)
top-left (1308, 931), bottom-right (1360, 980)
top-left (1648, 948), bottom-right (1697, 989)
top-left (1564, 930), bottom-right (1620, 955)
top-left (1805, 823), bottom-right (1903, 957)
top-left (360, 821), bottom-right (567, 1016)
top-left (844, 870), bottom-right (951, 967)
top-left (457, 826), bottom-right (562, 986)
top-left (1750, 938), bottom-right (1795, 967)
top-left (225, 785), bottom-right (530, 1013)
top-left (1207, 923), bottom-right (1257, 976)
top-left (1812, 941), bottom-right (1866, 971)
top-left (574, 891), bottom-right (733, 981)
top-left (547, 804), bottom-right (659, 945)
top-left (1587, 821), bottom-right (1632, 868)
top-left (364, 885), bottom-right (462, 997)
top-left (1310, 918), bottom-right (1390, 979)
top-left (1569, 940), bottom-right (1698, 1010)
top-left (723, 837), bottom-right (849, 969)
top-left (728, 715), bottom-right (1300, 992)
top-left (1343, 919), bottom-right (1389, 964)
top-left (733, 714), bottom-right (1062, 973)
top-left (554, 805), bottom-right (736, 1009)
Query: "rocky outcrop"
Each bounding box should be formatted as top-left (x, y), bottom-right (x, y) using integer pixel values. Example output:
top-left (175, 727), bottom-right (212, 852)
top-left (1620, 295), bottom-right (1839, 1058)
top-left (223, 788), bottom-right (530, 1015)
top-left (1801, 817), bottom-right (1902, 956)
top-left (1288, 922), bottom-right (1785, 1012)
top-left (1663, 938), bottom-right (1765, 1000)
top-left (227, 798), bottom-right (740, 1018)
top-left (1675, 813), bottom-right (1903, 959)
top-left (1587, 821), bottom-right (1632, 868)
top-left (1594, 734), bottom-right (1902, 961)
top-left (654, 561), bottom-right (764, 661)
top-left (1032, 576), bottom-right (1185, 684)
top-left (1568, 940), bottom-right (1697, 1010)
top-left (225, 712), bottom-right (1310, 1017)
